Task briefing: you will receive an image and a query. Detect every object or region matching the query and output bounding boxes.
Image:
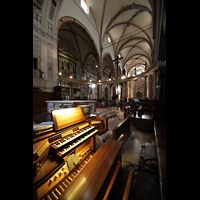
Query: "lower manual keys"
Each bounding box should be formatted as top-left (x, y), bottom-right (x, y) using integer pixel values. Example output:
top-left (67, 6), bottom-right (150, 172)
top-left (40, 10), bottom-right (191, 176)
top-left (68, 176), bottom-right (73, 182)
top-left (51, 191), bottom-right (58, 199)
top-left (46, 195), bottom-right (52, 200)
top-left (62, 181), bottom-right (68, 188)
top-left (54, 188), bottom-right (61, 196)
top-left (58, 185), bottom-right (65, 192)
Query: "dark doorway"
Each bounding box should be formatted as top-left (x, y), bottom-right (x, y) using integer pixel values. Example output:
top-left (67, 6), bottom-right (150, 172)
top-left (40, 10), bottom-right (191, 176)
top-left (105, 87), bottom-right (108, 99)
top-left (137, 91), bottom-right (142, 99)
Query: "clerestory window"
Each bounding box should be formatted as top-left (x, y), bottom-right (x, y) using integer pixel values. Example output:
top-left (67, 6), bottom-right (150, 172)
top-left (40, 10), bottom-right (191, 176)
top-left (81, 0), bottom-right (89, 14)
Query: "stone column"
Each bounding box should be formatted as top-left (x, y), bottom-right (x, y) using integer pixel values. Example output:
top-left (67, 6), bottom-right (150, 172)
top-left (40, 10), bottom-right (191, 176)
top-left (144, 76), bottom-right (147, 98)
top-left (130, 80), bottom-right (134, 98)
top-left (80, 84), bottom-right (83, 99)
top-left (107, 84), bottom-right (111, 100)
top-left (133, 80), bottom-right (137, 98)
top-left (71, 82), bottom-right (73, 99)
top-left (97, 53), bottom-right (103, 100)
top-left (87, 84), bottom-right (89, 99)
top-left (123, 82), bottom-right (127, 99)
top-left (98, 84), bottom-right (102, 99)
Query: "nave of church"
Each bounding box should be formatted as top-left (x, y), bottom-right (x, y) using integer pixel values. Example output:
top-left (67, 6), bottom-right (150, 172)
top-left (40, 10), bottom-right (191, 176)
top-left (33, 1), bottom-right (166, 200)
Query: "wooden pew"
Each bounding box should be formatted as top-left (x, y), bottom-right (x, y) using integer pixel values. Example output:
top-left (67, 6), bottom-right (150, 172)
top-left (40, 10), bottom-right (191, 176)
top-left (100, 114), bottom-right (131, 144)
top-left (113, 115), bottom-right (131, 140)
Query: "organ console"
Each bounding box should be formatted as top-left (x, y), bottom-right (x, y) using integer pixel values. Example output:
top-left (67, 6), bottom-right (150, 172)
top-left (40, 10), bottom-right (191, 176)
top-left (33, 107), bottom-right (132, 200)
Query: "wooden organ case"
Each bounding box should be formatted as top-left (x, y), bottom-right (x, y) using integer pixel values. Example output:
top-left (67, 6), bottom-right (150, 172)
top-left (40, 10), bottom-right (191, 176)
top-left (33, 107), bottom-right (132, 200)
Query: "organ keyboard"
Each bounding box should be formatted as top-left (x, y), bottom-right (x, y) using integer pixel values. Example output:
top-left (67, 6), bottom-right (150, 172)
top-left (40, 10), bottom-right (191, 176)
top-left (33, 107), bottom-right (132, 200)
top-left (51, 126), bottom-right (95, 149)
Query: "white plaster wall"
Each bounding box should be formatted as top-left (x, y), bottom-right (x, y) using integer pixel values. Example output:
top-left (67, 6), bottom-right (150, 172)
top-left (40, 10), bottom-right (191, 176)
top-left (33, 5), bottom-right (58, 92)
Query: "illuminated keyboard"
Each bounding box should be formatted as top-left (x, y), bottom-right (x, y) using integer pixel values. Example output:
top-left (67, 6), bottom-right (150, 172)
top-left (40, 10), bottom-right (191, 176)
top-left (51, 126), bottom-right (95, 149)
top-left (57, 129), bottom-right (98, 157)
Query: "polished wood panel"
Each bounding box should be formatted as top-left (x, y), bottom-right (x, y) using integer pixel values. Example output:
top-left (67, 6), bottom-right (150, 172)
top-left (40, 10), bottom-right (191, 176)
top-left (106, 167), bottom-right (132, 200)
top-left (33, 91), bottom-right (54, 114)
top-left (113, 115), bottom-right (130, 140)
top-left (59, 139), bottom-right (123, 200)
top-left (92, 116), bottom-right (108, 135)
top-left (33, 156), bottom-right (64, 190)
top-left (52, 107), bottom-right (85, 131)
top-left (103, 161), bottom-right (121, 200)
top-left (122, 171), bottom-right (133, 200)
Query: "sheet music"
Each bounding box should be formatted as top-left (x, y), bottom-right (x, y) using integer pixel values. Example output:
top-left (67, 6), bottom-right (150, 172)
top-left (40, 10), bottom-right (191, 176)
top-left (67, 153), bottom-right (80, 171)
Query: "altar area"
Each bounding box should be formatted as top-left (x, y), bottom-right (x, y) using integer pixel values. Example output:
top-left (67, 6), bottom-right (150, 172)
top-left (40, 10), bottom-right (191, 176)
top-left (45, 100), bottom-right (97, 114)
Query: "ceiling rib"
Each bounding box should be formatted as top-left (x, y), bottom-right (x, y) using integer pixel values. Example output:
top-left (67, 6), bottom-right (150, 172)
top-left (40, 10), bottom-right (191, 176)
top-left (117, 37), bottom-right (152, 57)
top-left (102, 4), bottom-right (152, 42)
top-left (123, 53), bottom-right (150, 69)
top-left (100, 0), bottom-right (107, 50)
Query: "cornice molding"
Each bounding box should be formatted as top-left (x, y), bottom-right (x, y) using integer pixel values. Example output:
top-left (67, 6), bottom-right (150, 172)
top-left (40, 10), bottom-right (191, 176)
top-left (58, 61), bottom-right (158, 86)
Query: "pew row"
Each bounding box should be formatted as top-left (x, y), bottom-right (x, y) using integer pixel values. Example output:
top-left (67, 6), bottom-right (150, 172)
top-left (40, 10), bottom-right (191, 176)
top-left (113, 115), bottom-right (131, 140)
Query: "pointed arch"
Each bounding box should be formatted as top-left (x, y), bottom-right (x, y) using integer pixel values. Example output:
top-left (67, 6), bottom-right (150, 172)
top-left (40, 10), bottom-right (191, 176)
top-left (82, 52), bottom-right (97, 75)
top-left (102, 52), bottom-right (115, 78)
top-left (57, 16), bottom-right (99, 65)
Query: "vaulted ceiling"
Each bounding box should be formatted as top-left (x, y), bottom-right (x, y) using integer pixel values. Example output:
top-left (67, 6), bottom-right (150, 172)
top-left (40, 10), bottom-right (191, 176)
top-left (87, 0), bottom-right (153, 77)
top-left (57, 0), bottom-right (157, 79)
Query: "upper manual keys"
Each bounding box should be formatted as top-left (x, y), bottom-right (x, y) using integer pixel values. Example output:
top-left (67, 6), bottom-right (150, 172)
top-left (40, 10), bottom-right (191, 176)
top-left (57, 129), bottom-right (98, 157)
top-left (51, 126), bottom-right (95, 149)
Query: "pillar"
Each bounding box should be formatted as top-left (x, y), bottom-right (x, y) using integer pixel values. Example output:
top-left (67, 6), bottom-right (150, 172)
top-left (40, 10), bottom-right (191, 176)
top-left (154, 69), bottom-right (158, 99)
top-left (107, 84), bottom-right (111, 100)
top-left (97, 54), bottom-right (103, 99)
top-left (123, 82), bottom-right (127, 99)
top-left (134, 80), bottom-right (137, 98)
top-left (113, 85), bottom-right (116, 96)
top-left (71, 82), bottom-right (73, 99)
top-left (130, 80), bottom-right (134, 98)
top-left (128, 81), bottom-right (131, 98)
top-left (115, 62), bottom-right (118, 79)
top-left (87, 84), bottom-right (89, 99)
top-left (149, 74), bottom-right (153, 99)
top-left (144, 76), bottom-right (147, 98)
top-left (98, 85), bottom-right (102, 99)
top-left (158, 66), bottom-right (166, 101)
top-left (147, 75), bottom-right (149, 98)
top-left (80, 84), bottom-right (83, 98)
